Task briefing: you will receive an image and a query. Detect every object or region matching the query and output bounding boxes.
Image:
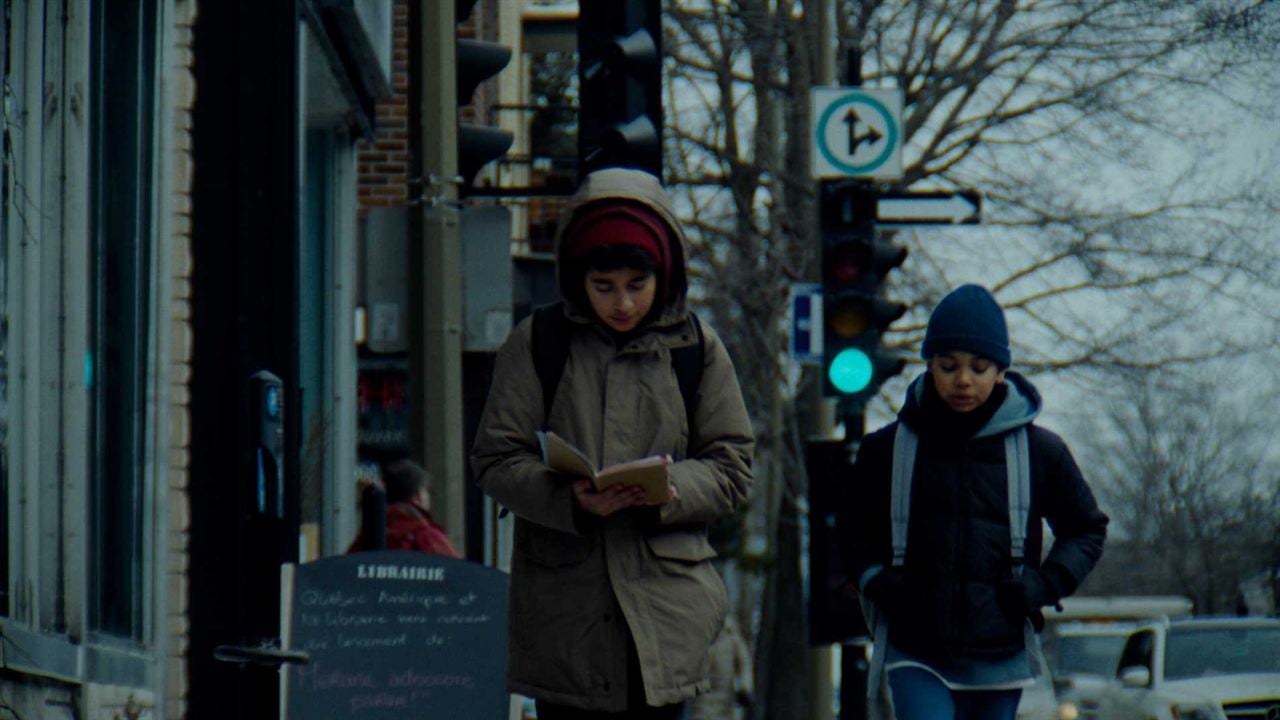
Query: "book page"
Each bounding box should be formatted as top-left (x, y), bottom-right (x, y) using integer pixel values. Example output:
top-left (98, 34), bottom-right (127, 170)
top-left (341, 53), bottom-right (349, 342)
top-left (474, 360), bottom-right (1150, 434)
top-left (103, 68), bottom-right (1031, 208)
top-left (537, 430), bottom-right (598, 479)
top-left (595, 455), bottom-right (672, 504)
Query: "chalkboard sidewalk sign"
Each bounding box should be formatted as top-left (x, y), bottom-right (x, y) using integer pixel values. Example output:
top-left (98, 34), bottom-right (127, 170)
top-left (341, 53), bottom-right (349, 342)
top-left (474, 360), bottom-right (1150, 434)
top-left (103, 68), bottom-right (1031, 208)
top-left (282, 551), bottom-right (509, 719)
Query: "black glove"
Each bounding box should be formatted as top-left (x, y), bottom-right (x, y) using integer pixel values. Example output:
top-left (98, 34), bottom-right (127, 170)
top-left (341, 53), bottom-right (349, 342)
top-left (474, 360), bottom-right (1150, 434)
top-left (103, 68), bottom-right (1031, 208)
top-left (862, 567), bottom-right (917, 607)
top-left (997, 565), bottom-right (1069, 629)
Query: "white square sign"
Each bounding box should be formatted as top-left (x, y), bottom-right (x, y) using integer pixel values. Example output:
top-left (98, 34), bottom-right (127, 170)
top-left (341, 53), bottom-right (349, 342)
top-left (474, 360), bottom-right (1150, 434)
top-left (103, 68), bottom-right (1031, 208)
top-left (812, 87), bottom-right (903, 180)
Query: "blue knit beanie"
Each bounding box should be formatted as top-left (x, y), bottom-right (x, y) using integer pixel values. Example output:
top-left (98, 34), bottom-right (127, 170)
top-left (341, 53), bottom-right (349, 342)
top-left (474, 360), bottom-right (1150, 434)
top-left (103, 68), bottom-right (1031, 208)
top-left (921, 284), bottom-right (1011, 368)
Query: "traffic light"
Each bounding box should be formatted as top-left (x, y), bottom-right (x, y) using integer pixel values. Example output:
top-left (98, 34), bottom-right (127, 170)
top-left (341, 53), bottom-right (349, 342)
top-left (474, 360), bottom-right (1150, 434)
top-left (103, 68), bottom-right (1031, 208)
top-left (820, 181), bottom-right (908, 405)
top-left (577, 1), bottom-right (663, 179)
top-left (456, 0), bottom-right (513, 187)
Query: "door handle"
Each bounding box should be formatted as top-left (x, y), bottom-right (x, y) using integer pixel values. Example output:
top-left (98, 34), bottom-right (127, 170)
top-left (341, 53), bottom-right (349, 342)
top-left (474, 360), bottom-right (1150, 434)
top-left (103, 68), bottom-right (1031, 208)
top-left (214, 639), bottom-right (309, 667)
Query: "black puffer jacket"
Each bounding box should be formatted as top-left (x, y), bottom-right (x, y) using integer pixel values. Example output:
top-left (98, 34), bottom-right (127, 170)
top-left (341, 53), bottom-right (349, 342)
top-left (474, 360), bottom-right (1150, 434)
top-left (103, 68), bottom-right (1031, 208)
top-left (839, 372), bottom-right (1108, 663)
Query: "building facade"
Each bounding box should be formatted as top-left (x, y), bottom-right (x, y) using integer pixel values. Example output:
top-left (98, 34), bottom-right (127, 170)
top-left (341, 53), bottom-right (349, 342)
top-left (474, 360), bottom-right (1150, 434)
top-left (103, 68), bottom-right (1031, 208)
top-left (0, 0), bottom-right (559, 715)
top-left (1, 0), bottom-right (389, 717)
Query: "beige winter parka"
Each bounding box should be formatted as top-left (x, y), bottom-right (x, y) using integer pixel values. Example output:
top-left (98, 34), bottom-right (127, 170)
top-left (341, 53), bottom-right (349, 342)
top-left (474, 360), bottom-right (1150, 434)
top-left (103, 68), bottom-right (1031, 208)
top-left (470, 168), bottom-right (755, 711)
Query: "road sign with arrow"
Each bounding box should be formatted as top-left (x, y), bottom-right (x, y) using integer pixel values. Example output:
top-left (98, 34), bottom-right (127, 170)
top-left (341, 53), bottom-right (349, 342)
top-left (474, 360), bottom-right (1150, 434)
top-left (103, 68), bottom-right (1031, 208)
top-left (812, 87), bottom-right (903, 180)
top-left (876, 190), bottom-right (982, 225)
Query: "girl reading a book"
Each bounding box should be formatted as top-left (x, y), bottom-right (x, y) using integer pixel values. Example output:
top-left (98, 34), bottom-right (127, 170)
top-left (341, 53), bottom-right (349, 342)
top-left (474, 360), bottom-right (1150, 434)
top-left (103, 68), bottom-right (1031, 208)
top-left (472, 168), bottom-right (755, 719)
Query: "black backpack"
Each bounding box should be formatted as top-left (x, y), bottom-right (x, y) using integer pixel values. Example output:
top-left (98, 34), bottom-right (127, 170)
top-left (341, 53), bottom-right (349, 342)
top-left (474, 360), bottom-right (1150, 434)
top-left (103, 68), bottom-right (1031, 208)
top-left (530, 302), bottom-right (705, 434)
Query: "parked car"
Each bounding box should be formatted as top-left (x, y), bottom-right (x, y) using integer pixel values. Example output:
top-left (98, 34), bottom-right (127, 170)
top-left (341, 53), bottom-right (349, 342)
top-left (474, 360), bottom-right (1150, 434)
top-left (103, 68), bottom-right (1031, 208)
top-left (1047, 622), bottom-right (1141, 720)
top-left (1094, 616), bottom-right (1280, 720)
top-left (1040, 596), bottom-right (1193, 720)
top-left (1045, 596), bottom-right (1194, 624)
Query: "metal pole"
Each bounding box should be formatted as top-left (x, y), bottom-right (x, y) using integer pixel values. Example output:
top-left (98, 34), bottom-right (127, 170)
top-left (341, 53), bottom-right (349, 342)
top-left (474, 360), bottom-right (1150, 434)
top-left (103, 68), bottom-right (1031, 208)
top-left (847, 48), bottom-right (862, 86)
top-left (411, 1), bottom-right (467, 553)
top-left (837, 46), bottom-right (878, 720)
top-left (811, 2), bottom-right (838, 719)
top-left (818, 0), bottom-right (836, 86)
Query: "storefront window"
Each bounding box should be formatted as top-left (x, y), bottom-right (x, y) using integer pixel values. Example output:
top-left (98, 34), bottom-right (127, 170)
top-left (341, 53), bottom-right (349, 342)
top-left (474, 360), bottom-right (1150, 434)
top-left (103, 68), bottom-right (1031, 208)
top-left (88, 0), bottom-right (156, 640)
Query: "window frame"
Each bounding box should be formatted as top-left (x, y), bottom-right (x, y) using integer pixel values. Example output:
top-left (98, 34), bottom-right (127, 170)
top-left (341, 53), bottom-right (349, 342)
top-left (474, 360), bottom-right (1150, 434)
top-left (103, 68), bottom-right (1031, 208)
top-left (86, 0), bottom-right (161, 645)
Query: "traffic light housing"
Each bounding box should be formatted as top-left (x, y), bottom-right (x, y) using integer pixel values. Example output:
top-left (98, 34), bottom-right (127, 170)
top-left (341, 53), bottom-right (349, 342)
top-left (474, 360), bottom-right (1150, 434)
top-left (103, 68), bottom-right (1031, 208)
top-left (820, 181), bottom-right (908, 405)
top-left (456, 0), bottom-right (513, 188)
top-left (577, 1), bottom-right (663, 179)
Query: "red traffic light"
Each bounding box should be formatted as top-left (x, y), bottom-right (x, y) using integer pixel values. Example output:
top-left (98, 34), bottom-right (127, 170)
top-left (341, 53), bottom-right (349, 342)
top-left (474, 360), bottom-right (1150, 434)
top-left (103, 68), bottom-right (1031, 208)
top-left (823, 235), bottom-right (907, 288)
top-left (826, 240), bottom-right (871, 286)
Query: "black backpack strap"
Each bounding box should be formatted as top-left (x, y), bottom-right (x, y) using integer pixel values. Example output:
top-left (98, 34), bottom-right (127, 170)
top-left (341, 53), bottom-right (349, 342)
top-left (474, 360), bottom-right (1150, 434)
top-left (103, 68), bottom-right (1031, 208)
top-left (531, 302), bottom-right (572, 426)
top-left (670, 312), bottom-right (705, 438)
top-left (532, 303), bottom-right (705, 438)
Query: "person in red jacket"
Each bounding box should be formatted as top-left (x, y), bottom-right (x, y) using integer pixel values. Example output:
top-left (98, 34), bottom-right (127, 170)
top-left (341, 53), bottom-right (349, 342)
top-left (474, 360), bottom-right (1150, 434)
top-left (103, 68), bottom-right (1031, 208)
top-left (348, 459), bottom-right (461, 558)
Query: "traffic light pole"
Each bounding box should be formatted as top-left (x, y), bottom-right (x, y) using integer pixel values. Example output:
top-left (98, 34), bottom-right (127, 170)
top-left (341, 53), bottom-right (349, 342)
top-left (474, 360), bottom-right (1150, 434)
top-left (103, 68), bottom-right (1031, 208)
top-left (410, 0), bottom-right (466, 553)
top-left (810, 5), bottom-right (838, 719)
top-left (836, 47), bottom-right (875, 720)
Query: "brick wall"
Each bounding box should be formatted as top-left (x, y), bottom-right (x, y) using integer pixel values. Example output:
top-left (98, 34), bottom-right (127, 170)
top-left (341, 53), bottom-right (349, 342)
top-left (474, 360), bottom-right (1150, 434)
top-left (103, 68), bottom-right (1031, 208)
top-left (356, 0), bottom-right (410, 211)
top-left (168, 0), bottom-right (198, 717)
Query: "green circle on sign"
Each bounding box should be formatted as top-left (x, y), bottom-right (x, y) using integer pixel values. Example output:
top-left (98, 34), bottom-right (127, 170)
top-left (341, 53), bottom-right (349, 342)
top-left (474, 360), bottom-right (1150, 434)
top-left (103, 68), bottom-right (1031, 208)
top-left (829, 347), bottom-right (874, 394)
top-left (817, 93), bottom-right (898, 175)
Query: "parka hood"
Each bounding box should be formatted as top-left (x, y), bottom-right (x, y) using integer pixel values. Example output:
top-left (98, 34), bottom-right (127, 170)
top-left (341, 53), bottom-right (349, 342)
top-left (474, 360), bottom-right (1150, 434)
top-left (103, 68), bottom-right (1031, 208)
top-left (554, 168), bottom-right (690, 327)
top-left (899, 370), bottom-right (1042, 438)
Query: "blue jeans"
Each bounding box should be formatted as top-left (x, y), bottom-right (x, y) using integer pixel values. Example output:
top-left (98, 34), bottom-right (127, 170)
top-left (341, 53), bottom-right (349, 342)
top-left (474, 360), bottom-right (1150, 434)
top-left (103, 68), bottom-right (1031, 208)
top-left (888, 666), bottom-right (1022, 720)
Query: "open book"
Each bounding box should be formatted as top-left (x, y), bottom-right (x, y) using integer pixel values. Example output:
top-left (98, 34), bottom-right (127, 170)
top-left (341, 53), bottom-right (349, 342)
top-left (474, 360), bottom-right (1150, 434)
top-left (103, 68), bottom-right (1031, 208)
top-left (537, 431), bottom-right (672, 504)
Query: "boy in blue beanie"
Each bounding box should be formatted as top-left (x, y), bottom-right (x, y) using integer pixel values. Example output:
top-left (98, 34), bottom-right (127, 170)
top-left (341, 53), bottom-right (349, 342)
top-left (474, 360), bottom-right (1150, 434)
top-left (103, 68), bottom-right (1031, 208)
top-left (839, 284), bottom-right (1109, 720)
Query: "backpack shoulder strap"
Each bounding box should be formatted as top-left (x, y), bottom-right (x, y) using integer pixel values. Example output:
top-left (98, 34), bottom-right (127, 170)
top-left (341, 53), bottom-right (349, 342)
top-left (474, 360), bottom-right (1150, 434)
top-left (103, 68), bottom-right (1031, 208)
top-left (531, 302), bottom-right (571, 426)
top-left (1005, 426), bottom-right (1051, 675)
top-left (670, 312), bottom-right (705, 436)
top-left (889, 423), bottom-right (918, 567)
top-left (1005, 427), bottom-right (1032, 573)
top-left (533, 304), bottom-right (705, 432)
top-left (868, 422), bottom-right (917, 709)
top-left (891, 423), bottom-right (1033, 568)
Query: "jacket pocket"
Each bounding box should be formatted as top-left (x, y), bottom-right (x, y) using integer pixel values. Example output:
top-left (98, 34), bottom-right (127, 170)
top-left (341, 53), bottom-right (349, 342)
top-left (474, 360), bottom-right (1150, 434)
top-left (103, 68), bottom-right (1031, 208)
top-left (516, 521), bottom-right (594, 568)
top-left (961, 580), bottom-right (1024, 652)
top-left (643, 528), bottom-right (727, 667)
top-left (644, 529), bottom-right (718, 562)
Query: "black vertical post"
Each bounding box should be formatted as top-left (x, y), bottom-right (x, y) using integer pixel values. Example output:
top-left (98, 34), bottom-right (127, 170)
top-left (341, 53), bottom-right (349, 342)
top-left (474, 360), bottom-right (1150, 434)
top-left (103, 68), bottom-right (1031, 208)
top-left (462, 351), bottom-right (498, 562)
top-left (847, 49), bottom-right (862, 85)
top-left (189, 1), bottom-right (300, 717)
top-left (845, 50), bottom-right (864, 440)
top-left (839, 44), bottom-right (872, 720)
top-left (839, 403), bottom-right (867, 443)
top-left (807, 439), bottom-right (868, 645)
top-left (361, 483), bottom-right (387, 550)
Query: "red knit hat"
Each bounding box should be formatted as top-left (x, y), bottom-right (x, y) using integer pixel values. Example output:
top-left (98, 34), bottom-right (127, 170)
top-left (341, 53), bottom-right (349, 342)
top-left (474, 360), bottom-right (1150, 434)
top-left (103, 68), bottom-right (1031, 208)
top-left (563, 202), bottom-right (672, 282)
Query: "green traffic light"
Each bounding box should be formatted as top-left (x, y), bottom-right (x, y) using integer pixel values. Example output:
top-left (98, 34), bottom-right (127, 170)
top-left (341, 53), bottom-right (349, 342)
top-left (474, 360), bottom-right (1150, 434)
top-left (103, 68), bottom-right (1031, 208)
top-left (829, 347), bottom-right (873, 394)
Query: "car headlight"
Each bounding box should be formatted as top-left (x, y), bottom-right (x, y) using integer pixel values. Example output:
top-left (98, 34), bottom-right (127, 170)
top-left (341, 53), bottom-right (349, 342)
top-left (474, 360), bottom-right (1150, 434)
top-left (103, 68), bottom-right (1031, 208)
top-left (1056, 701), bottom-right (1080, 720)
top-left (1170, 705), bottom-right (1219, 720)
